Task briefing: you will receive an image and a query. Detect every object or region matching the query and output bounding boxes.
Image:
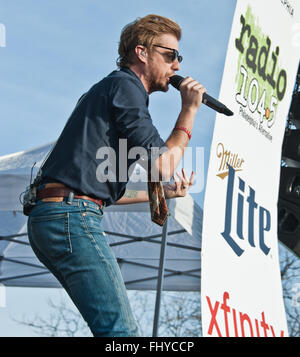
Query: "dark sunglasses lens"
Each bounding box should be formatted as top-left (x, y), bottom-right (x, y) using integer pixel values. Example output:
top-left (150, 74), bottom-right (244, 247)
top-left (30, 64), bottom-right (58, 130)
top-left (173, 50), bottom-right (182, 63)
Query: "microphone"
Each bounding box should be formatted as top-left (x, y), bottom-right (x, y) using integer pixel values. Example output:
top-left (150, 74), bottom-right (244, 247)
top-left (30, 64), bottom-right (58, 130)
top-left (169, 75), bottom-right (233, 116)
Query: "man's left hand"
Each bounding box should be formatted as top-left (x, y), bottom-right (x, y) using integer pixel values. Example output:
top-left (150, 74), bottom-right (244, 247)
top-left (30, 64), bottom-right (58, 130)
top-left (163, 168), bottom-right (195, 199)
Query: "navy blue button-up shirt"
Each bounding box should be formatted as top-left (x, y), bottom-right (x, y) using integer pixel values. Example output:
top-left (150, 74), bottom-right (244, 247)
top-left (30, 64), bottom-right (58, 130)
top-left (40, 67), bottom-right (166, 206)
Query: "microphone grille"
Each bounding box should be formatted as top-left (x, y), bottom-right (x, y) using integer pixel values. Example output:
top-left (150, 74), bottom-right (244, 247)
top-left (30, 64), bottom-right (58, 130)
top-left (169, 75), bottom-right (184, 90)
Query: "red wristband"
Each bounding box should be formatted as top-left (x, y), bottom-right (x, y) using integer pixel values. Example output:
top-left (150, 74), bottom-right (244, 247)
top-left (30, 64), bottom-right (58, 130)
top-left (174, 126), bottom-right (192, 140)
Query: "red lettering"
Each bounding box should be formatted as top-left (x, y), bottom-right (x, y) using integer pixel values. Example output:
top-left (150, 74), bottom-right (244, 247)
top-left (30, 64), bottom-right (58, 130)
top-left (255, 319), bottom-right (260, 337)
top-left (270, 325), bottom-right (285, 337)
top-left (270, 325), bottom-right (275, 337)
top-left (232, 308), bottom-right (239, 337)
top-left (221, 291), bottom-right (231, 337)
top-left (260, 311), bottom-right (269, 337)
top-left (240, 312), bottom-right (254, 337)
top-left (206, 296), bottom-right (222, 337)
top-left (205, 292), bottom-right (286, 338)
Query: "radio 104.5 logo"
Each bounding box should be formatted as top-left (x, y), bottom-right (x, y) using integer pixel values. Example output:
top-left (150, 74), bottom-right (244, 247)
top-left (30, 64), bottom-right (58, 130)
top-left (234, 6), bottom-right (288, 142)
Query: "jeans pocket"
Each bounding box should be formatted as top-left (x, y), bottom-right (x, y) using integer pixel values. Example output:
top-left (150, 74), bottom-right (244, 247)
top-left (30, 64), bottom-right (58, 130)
top-left (81, 210), bottom-right (104, 236)
top-left (29, 212), bottom-right (72, 260)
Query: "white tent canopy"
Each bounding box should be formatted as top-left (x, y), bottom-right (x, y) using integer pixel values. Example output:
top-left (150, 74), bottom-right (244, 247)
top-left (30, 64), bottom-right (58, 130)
top-left (0, 143), bottom-right (203, 291)
top-left (0, 143), bottom-right (203, 336)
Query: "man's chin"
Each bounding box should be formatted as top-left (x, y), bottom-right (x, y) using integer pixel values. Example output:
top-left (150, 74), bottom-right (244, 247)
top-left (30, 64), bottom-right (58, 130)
top-left (161, 84), bottom-right (169, 92)
top-left (155, 83), bottom-right (169, 93)
top-left (148, 79), bottom-right (169, 93)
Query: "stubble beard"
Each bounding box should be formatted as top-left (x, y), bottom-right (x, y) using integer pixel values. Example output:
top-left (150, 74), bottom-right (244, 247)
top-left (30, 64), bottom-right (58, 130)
top-left (149, 77), bottom-right (168, 93)
top-left (146, 63), bottom-right (169, 94)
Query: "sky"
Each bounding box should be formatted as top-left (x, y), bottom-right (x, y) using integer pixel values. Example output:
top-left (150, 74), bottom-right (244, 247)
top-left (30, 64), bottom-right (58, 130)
top-left (0, 0), bottom-right (237, 336)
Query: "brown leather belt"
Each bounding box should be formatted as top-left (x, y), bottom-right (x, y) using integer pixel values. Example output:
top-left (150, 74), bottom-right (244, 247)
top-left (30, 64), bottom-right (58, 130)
top-left (37, 185), bottom-right (104, 208)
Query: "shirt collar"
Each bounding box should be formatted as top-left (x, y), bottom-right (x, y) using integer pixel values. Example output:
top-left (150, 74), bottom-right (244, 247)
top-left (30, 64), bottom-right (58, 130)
top-left (120, 66), bottom-right (139, 78)
top-left (120, 67), bottom-right (149, 102)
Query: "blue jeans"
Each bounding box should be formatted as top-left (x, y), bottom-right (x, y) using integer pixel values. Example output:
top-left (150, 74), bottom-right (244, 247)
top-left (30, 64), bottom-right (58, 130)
top-left (27, 197), bottom-right (139, 337)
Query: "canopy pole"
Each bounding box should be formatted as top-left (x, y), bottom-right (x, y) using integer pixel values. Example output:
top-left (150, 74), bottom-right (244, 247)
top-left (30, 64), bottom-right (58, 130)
top-left (152, 210), bottom-right (169, 337)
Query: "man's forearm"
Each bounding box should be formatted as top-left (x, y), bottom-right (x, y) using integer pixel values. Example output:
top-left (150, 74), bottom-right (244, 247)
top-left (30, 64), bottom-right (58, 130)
top-left (115, 185), bottom-right (177, 205)
top-left (156, 107), bottom-right (197, 181)
top-left (115, 189), bottom-right (149, 205)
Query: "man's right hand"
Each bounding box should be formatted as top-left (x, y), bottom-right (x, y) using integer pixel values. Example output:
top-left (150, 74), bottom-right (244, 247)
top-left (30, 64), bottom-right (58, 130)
top-left (179, 77), bottom-right (207, 112)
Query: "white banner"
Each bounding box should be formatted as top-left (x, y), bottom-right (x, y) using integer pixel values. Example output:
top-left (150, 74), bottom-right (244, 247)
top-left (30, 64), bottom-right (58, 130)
top-left (201, 0), bottom-right (300, 337)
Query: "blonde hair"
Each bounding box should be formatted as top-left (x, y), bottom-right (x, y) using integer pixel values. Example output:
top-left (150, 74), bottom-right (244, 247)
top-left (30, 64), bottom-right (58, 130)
top-left (117, 14), bottom-right (181, 68)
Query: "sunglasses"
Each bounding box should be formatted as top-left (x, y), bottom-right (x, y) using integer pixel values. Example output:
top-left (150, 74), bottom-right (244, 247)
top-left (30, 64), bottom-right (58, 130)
top-left (153, 44), bottom-right (183, 63)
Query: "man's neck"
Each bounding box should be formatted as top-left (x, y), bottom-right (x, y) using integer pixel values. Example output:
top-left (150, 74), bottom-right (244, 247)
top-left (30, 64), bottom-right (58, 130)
top-left (128, 64), bottom-right (150, 93)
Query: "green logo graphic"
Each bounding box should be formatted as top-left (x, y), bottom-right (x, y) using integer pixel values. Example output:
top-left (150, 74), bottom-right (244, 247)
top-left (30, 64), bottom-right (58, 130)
top-left (235, 6), bottom-right (287, 140)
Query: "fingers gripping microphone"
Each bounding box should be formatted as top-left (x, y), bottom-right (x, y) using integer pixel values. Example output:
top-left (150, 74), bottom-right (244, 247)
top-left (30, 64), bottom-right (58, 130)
top-left (169, 75), bottom-right (233, 116)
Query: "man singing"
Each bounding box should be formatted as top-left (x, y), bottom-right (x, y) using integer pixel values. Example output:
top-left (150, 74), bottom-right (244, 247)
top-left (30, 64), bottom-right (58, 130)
top-left (27, 14), bottom-right (206, 336)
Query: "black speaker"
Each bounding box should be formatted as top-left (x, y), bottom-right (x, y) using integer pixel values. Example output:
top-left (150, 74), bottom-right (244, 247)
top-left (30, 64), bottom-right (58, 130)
top-left (289, 61), bottom-right (300, 128)
top-left (278, 167), bottom-right (300, 257)
top-left (278, 199), bottom-right (300, 257)
top-left (290, 91), bottom-right (300, 129)
top-left (282, 129), bottom-right (300, 162)
top-left (279, 167), bottom-right (300, 205)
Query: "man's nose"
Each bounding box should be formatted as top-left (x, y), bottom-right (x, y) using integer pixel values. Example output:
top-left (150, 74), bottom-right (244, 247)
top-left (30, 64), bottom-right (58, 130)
top-left (172, 59), bottom-right (180, 71)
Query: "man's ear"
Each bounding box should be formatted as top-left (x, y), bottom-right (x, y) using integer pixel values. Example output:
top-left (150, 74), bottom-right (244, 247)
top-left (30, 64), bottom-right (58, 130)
top-left (135, 45), bottom-right (147, 63)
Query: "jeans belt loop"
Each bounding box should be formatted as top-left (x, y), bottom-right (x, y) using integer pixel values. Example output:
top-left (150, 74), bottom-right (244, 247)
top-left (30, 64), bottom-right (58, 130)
top-left (67, 191), bottom-right (74, 205)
